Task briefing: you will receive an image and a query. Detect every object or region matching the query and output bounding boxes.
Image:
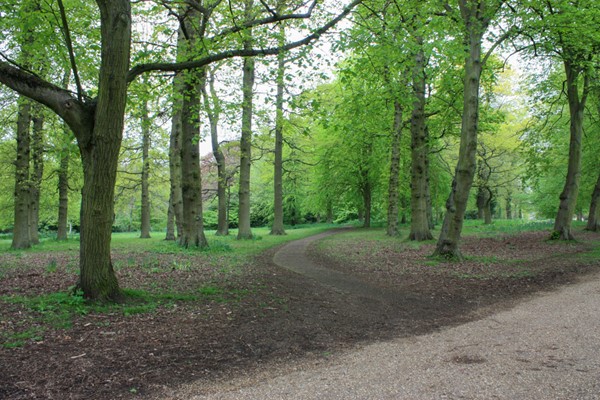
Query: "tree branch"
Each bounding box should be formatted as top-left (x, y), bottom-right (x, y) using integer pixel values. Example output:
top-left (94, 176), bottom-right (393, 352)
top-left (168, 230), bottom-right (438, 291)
top-left (127, 0), bottom-right (362, 82)
top-left (0, 61), bottom-right (94, 136)
top-left (57, 0), bottom-right (84, 101)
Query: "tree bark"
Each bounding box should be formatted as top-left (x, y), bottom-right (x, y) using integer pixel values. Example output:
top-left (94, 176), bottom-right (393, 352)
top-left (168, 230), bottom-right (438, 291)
top-left (409, 43), bottom-right (433, 241)
top-left (57, 135), bottom-right (70, 241)
top-left (166, 27), bottom-right (187, 241)
top-left (165, 193), bottom-right (176, 240)
top-left (12, 97), bottom-right (32, 249)
top-left (179, 67), bottom-right (208, 248)
top-left (271, 27), bottom-right (287, 236)
top-left (386, 100), bottom-right (402, 236)
top-left (77, 0), bottom-right (131, 300)
top-left (29, 107), bottom-right (44, 244)
top-left (505, 191), bottom-right (512, 220)
top-left (434, 3), bottom-right (488, 260)
top-left (585, 172), bottom-right (600, 232)
top-left (237, 0), bottom-right (256, 240)
top-left (326, 200), bottom-right (334, 224)
top-left (139, 95), bottom-right (151, 238)
top-left (483, 189), bottom-right (493, 225)
top-left (362, 181), bottom-right (372, 228)
top-left (167, 73), bottom-right (183, 240)
top-left (553, 60), bottom-right (588, 240)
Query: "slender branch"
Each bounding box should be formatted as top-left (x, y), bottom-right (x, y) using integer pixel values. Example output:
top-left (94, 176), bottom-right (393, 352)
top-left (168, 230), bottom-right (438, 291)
top-left (57, 0), bottom-right (84, 101)
top-left (127, 0), bottom-right (362, 82)
top-left (214, 0), bottom-right (319, 39)
top-left (482, 26), bottom-right (517, 66)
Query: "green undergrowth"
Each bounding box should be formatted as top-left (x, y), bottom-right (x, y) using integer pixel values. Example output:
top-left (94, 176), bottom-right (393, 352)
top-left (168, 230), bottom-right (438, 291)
top-left (0, 224), bottom-right (336, 255)
top-left (1, 283), bottom-right (252, 348)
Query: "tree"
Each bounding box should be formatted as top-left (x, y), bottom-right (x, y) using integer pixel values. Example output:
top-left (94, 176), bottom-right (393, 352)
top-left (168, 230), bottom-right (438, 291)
top-left (585, 173), bottom-right (600, 231)
top-left (0, 0), bottom-right (361, 299)
top-left (434, 0), bottom-right (508, 260)
top-left (519, 0), bottom-right (600, 239)
top-left (237, 0), bottom-right (257, 240)
top-left (202, 66), bottom-right (230, 236)
top-left (138, 86), bottom-right (152, 239)
top-left (408, 38), bottom-right (433, 240)
top-left (270, 21), bottom-right (287, 236)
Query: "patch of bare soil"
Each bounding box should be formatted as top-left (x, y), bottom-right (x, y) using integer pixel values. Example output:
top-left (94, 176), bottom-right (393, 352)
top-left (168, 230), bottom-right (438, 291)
top-left (1, 229), bottom-right (599, 399)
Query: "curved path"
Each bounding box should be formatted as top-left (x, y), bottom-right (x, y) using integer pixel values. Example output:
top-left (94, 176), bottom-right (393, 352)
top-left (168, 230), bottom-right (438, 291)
top-left (272, 229), bottom-right (399, 304)
top-left (176, 231), bottom-right (600, 400)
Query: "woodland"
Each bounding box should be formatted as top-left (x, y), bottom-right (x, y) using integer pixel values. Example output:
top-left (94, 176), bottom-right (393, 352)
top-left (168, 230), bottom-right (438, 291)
top-left (2, 1), bottom-right (600, 398)
top-left (1, 2), bottom-right (600, 302)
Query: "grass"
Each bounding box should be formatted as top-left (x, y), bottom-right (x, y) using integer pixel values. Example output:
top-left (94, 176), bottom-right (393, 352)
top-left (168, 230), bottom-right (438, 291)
top-left (0, 224), bottom-right (336, 254)
top-left (0, 286), bottom-right (224, 348)
top-left (2, 220), bottom-right (596, 348)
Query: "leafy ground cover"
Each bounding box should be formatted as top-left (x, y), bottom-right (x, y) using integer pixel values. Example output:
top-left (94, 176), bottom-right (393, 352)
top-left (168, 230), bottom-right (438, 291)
top-left (1, 221), bottom-right (599, 399)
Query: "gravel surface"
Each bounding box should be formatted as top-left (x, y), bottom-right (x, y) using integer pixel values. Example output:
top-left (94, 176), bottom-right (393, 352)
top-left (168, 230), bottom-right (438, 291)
top-left (174, 271), bottom-right (600, 399)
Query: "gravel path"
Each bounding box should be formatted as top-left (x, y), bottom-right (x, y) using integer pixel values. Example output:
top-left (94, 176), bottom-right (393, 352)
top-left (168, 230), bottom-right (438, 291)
top-left (170, 233), bottom-right (600, 400)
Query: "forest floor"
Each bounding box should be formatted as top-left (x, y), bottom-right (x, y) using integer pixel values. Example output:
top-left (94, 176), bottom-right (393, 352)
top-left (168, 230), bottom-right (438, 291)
top-left (1, 227), bottom-right (600, 399)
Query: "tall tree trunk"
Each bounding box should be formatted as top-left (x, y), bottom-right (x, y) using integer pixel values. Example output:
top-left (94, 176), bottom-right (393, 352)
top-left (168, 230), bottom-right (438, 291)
top-left (77, 0), bottom-right (131, 300)
top-left (585, 172), bottom-right (600, 232)
top-left (483, 189), bottom-right (493, 224)
top-left (426, 162), bottom-right (435, 230)
top-left (553, 60), bottom-right (588, 240)
top-left (12, 97), bottom-right (32, 249)
top-left (271, 27), bottom-right (286, 236)
top-left (326, 200), bottom-right (334, 224)
top-left (386, 100), bottom-right (402, 236)
top-left (57, 136), bottom-right (70, 241)
top-left (237, 1), bottom-right (255, 240)
top-left (29, 107), bottom-right (44, 244)
top-left (505, 191), bottom-right (512, 220)
top-left (434, 5), bottom-right (487, 260)
top-left (166, 30), bottom-right (186, 241)
top-left (409, 43), bottom-right (433, 241)
top-left (56, 72), bottom-right (71, 241)
top-left (203, 70), bottom-right (229, 236)
top-left (476, 187), bottom-right (485, 219)
top-left (165, 194), bottom-right (176, 240)
top-left (179, 67), bottom-right (208, 248)
top-left (139, 95), bottom-right (151, 238)
top-left (362, 181), bottom-right (372, 228)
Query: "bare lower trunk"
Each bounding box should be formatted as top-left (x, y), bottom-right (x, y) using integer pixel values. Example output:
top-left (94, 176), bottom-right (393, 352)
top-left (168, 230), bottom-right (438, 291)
top-left (29, 108), bottom-right (44, 244)
top-left (56, 74), bottom-right (71, 241)
top-left (167, 78), bottom-right (183, 239)
top-left (12, 97), bottom-right (32, 249)
top-left (362, 183), bottom-right (372, 228)
top-left (271, 34), bottom-right (286, 236)
top-left (386, 101), bottom-right (402, 236)
top-left (167, 27), bottom-right (186, 241)
top-left (140, 95), bottom-right (151, 238)
top-left (165, 194), bottom-right (176, 240)
top-left (179, 69), bottom-right (208, 248)
top-left (553, 60), bottom-right (588, 240)
top-left (434, 14), bottom-right (485, 260)
top-left (237, 17), bottom-right (255, 240)
top-left (326, 200), bottom-right (334, 224)
top-left (506, 192), bottom-right (512, 220)
top-left (483, 195), bottom-right (492, 225)
top-left (77, 1), bottom-right (131, 300)
top-left (585, 172), bottom-right (600, 232)
top-left (409, 44), bottom-right (433, 241)
top-left (426, 166), bottom-right (435, 230)
top-left (57, 137), bottom-right (70, 241)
